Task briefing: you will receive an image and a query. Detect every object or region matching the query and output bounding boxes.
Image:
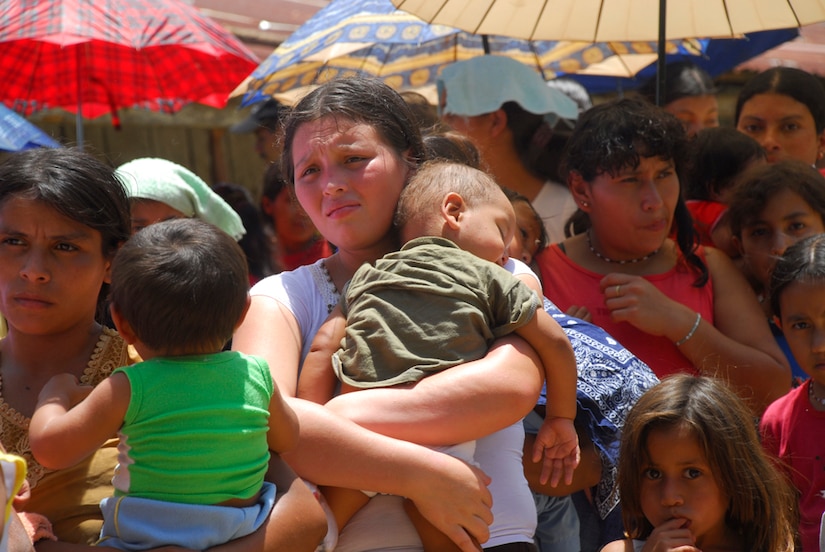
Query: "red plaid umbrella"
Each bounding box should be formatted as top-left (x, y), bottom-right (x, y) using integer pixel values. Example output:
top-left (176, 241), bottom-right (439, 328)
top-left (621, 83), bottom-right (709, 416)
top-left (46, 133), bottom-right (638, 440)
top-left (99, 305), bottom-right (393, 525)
top-left (0, 0), bottom-right (258, 141)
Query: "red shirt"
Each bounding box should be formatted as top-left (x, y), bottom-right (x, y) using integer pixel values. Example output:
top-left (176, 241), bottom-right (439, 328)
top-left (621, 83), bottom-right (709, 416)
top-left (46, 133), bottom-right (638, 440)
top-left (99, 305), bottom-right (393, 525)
top-left (536, 243), bottom-right (714, 378)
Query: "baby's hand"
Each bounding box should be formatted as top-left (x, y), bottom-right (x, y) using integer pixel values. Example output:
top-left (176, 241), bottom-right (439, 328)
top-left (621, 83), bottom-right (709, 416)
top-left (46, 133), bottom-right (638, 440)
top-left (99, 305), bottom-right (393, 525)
top-left (642, 518), bottom-right (699, 552)
top-left (37, 374), bottom-right (92, 408)
top-left (532, 417), bottom-right (580, 487)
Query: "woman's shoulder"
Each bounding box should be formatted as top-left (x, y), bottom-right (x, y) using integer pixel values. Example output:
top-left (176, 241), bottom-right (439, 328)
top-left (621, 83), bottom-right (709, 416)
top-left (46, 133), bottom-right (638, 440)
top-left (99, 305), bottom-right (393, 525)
top-left (82, 326), bottom-right (130, 387)
top-left (251, 258), bottom-right (331, 298)
top-left (249, 258), bottom-right (341, 332)
top-left (700, 244), bottom-right (751, 292)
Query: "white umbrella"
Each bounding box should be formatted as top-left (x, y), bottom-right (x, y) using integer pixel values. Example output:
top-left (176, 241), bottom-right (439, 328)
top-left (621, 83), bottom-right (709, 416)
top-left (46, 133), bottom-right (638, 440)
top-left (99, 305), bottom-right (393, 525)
top-left (391, 0), bottom-right (825, 102)
top-left (390, 0), bottom-right (825, 41)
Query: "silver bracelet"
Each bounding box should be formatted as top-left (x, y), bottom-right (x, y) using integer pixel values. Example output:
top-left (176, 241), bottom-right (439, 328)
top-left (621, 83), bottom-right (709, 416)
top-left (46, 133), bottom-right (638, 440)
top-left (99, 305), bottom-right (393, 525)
top-left (674, 312), bottom-right (701, 347)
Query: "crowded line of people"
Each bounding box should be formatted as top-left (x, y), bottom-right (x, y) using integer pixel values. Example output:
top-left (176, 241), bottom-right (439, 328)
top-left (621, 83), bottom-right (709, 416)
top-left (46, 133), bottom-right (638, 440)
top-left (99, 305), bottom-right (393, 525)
top-left (2, 60), bottom-right (824, 552)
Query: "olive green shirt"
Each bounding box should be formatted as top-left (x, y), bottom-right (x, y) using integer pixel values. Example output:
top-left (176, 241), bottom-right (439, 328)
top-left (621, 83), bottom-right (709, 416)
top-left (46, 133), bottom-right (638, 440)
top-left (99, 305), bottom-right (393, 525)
top-left (333, 237), bottom-right (539, 388)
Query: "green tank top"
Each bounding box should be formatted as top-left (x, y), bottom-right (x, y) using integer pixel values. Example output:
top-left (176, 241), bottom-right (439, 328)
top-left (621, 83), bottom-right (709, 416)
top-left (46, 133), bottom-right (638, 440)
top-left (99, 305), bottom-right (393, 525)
top-left (112, 351), bottom-right (273, 504)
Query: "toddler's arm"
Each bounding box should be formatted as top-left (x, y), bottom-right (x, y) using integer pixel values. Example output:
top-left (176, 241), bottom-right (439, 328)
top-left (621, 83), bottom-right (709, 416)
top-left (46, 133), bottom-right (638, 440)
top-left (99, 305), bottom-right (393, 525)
top-left (296, 304), bottom-right (347, 404)
top-left (514, 307), bottom-right (579, 486)
top-left (29, 373), bottom-right (129, 471)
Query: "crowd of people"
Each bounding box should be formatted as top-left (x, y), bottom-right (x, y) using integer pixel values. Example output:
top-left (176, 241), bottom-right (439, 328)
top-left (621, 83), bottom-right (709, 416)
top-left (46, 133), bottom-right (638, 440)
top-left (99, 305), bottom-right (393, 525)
top-left (1, 59), bottom-right (824, 552)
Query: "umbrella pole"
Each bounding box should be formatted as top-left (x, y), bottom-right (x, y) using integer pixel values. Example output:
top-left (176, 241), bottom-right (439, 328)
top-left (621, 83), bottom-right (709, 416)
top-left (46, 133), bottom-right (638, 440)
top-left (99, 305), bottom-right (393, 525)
top-left (76, 47), bottom-right (84, 151)
top-left (655, 0), bottom-right (667, 106)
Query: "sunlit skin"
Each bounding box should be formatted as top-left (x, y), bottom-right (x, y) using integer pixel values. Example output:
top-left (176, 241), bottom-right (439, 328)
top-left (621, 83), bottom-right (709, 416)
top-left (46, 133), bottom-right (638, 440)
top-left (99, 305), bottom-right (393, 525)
top-left (261, 187), bottom-right (319, 253)
top-left (509, 200), bottom-right (544, 265)
top-left (574, 156), bottom-right (679, 261)
top-left (734, 188), bottom-right (825, 291)
top-left (440, 192), bottom-right (516, 267)
top-left (737, 93), bottom-right (825, 165)
top-left (0, 198), bottom-right (111, 338)
top-left (665, 95), bottom-right (719, 137)
top-left (776, 280), bottom-right (825, 410)
top-left (639, 424), bottom-right (740, 552)
top-left (129, 199), bottom-right (187, 234)
top-left (291, 118), bottom-right (409, 263)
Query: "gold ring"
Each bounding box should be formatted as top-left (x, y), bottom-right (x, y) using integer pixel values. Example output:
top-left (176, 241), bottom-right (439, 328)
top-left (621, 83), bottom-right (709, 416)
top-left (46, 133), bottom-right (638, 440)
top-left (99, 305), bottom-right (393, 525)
top-left (615, 284), bottom-right (622, 297)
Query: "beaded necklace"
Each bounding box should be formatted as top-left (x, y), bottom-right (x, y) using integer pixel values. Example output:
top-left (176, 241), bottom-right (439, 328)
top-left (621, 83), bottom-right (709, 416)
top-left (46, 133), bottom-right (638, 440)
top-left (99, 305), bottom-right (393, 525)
top-left (587, 230), bottom-right (660, 265)
top-left (808, 381), bottom-right (825, 407)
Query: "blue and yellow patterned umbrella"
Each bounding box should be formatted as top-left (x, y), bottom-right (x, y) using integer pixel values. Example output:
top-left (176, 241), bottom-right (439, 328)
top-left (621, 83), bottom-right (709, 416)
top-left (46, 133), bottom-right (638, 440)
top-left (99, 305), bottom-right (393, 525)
top-left (238, 0), bottom-right (707, 105)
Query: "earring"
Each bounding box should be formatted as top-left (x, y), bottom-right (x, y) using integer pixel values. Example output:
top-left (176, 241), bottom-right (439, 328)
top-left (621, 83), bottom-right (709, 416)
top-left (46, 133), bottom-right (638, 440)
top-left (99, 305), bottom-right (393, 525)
top-left (818, 150), bottom-right (824, 160)
top-left (581, 201), bottom-right (589, 208)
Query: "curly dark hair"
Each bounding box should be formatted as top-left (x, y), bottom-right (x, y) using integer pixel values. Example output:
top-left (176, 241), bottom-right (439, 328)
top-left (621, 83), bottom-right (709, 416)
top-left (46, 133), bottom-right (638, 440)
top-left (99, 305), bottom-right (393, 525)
top-left (681, 127), bottom-right (765, 201)
top-left (560, 98), bottom-right (687, 181)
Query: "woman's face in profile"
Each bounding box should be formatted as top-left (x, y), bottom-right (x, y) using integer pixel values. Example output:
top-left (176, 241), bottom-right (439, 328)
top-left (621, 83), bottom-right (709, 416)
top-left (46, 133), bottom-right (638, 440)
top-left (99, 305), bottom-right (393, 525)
top-left (737, 92), bottom-right (825, 165)
top-left (665, 94), bottom-right (719, 137)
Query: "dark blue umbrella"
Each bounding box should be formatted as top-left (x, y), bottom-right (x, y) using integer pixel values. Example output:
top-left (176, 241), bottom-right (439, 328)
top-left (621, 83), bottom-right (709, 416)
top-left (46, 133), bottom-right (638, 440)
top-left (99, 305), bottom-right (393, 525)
top-left (0, 104), bottom-right (60, 152)
top-left (563, 28), bottom-right (800, 95)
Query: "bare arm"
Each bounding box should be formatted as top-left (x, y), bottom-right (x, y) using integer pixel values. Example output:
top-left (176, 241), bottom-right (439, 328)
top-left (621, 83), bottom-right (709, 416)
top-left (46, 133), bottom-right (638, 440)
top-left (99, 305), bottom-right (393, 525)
top-left (296, 304), bottom-right (346, 404)
top-left (266, 385), bottom-right (300, 453)
top-left (323, 335), bottom-right (544, 444)
top-left (514, 308), bottom-right (580, 485)
top-left (515, 308), bottom-right (577, 421)
top-left (282, 398), bottom-right (494, 551)
top-left (29, 374), bottom-right (128, 470)
top-left (699, 247), bottom-right (790, 411)
top-left (233, 295), bottom-right (303, 396)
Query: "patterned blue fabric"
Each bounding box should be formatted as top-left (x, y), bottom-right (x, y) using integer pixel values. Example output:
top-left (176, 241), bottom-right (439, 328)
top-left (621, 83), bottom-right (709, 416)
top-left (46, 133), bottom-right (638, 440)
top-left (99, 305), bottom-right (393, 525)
top-left (537, 298), bottom-right (659, 519)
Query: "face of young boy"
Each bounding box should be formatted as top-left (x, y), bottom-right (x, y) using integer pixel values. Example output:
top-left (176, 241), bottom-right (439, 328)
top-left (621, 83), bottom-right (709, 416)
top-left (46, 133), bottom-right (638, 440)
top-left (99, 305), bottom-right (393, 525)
top-left (778, 279), bottom-right (825, 392)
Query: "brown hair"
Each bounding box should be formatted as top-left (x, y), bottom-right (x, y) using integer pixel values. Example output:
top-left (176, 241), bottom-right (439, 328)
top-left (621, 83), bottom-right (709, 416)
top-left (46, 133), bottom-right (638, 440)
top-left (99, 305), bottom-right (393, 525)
top-left (394, 160), bottom-right (503, 232)
top-left (110, 218), bottom-right (249, 353)
top-left (728, 159), bottom-right (825, 238)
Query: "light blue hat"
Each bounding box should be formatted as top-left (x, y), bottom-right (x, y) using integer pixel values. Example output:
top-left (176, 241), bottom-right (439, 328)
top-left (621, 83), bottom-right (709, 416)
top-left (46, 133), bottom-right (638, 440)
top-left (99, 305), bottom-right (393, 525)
top-left (116, 158), bottom-right (246, 241)
top-left (437, 56), bottom-right (579, 125)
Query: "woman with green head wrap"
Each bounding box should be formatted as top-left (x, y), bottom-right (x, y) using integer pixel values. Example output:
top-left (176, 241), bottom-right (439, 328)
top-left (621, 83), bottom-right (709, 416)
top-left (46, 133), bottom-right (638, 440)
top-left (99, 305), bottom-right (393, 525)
top-left (116, 157), bottom-right (246, 241)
